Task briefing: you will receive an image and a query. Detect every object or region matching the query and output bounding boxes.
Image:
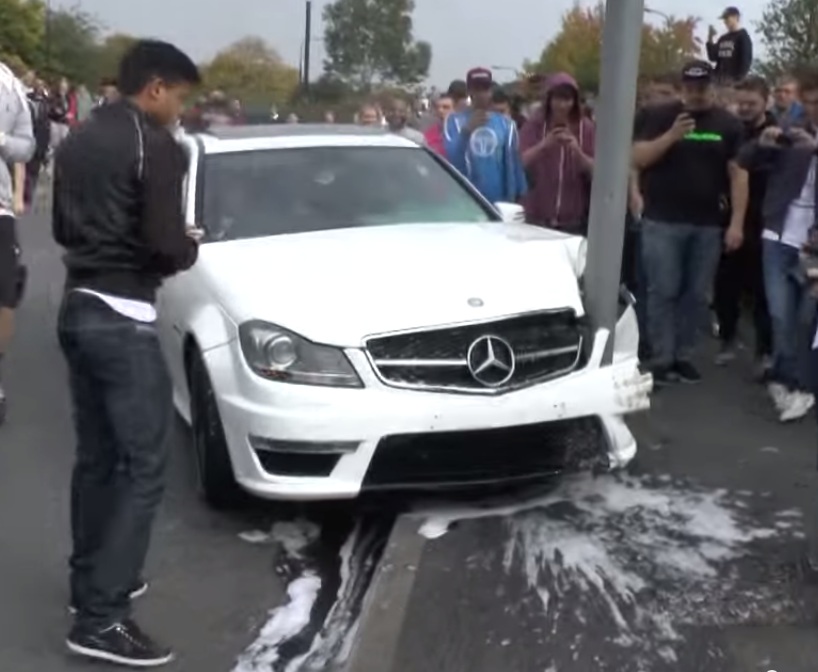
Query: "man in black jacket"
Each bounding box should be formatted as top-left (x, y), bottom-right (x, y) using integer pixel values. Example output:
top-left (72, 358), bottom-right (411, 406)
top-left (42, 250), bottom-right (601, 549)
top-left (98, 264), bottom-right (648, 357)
top-left (52, 40), bottom-right (201, 667)
top-left (707, 7), bottom-right (753, 84)
top-left (714, 75), bottom-right (775, 370)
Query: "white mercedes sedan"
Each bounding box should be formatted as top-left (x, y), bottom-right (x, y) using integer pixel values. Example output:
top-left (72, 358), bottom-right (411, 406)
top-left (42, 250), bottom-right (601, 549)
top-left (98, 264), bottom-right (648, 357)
top-left (159, 124), bottom-right (652, 508)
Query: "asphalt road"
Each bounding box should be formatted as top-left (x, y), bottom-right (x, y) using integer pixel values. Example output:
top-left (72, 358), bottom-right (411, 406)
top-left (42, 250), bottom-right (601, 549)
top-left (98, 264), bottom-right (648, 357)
top-left (7, 199), bottom-right (818, 672)
top-left (0, 209), bottom-right (331, 672)
top-left (390, 349), bottom-right (818, 671)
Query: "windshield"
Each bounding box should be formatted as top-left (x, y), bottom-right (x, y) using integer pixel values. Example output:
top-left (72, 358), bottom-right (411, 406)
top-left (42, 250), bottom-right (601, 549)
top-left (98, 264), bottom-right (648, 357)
top-left (199, 146), bottom-right (497, 241)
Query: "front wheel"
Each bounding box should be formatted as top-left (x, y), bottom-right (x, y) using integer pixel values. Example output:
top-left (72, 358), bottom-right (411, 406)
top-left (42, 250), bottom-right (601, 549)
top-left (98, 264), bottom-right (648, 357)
top-left (188, 351), bottom-right (246, 510)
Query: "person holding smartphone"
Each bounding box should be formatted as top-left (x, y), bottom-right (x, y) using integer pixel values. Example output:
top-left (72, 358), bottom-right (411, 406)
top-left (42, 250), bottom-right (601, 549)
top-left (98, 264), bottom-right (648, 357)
top-left (736, 70), bottom-right (818, 423)
top-left (632, 60), bottom-right (746, 385)
top-left (519, 72), bottom-right (596, 234)
top-left (443, 67), bottom-right (527, 204)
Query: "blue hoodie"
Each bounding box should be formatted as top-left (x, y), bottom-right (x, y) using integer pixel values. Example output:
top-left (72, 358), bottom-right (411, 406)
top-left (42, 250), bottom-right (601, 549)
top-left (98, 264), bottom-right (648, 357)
top-left (774, 101), bottom-right (806, 130)
top-left (443, 109), bottom-right (527, 203)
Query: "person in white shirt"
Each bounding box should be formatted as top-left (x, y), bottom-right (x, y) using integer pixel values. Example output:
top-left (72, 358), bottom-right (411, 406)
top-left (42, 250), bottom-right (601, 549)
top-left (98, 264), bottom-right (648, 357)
top-left (0, 62), bottom-right (35, 425)
top-left (384, 97), bottom-right (426, 145)
top-left (737, 69), bottom-right (818, 422)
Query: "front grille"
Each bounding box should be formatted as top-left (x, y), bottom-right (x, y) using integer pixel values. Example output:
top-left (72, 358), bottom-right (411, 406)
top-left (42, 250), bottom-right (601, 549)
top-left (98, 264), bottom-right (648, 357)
top-left (362, 416), bottom-right (607, 489)
top-left (365, 310), bottom-right (585, 393)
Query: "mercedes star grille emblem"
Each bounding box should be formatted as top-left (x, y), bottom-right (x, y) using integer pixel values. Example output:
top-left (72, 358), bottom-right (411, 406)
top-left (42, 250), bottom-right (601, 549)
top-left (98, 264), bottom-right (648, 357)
top-left (466, 335), bottom-right (516, 387)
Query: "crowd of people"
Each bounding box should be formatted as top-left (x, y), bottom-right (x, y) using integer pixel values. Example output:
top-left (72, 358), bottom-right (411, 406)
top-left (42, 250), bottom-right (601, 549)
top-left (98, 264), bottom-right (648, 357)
top-left (1, 3), bottom-right (818, 668)
top-left (406, 59), bottom-right (818, 431)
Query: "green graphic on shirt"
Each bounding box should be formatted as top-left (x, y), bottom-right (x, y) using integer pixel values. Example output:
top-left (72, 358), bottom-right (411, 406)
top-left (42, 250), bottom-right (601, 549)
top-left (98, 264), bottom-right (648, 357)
top-left (683, 131), bottom-right (723, 142)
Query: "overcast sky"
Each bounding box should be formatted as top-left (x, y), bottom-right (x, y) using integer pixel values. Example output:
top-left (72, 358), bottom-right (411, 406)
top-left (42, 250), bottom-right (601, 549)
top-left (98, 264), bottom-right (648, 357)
top-left (52, 0), bottom-right (767, 85)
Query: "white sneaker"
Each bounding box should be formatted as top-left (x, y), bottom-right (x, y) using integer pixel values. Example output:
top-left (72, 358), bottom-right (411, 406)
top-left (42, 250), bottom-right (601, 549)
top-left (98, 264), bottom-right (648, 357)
top-left (768, 382), bottom-right (789, 410)
top-left (779, 391), bottom-right (815, 423)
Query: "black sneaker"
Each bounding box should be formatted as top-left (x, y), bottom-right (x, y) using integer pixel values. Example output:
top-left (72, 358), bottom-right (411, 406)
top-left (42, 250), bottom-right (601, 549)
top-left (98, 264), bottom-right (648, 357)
top-left (650, 364), bottom-right (679, 386)
top-left (66, 618), bottom-right (173, 667)
top-left (69, 580), bottom-right (148, 615)
top-left (673, 360), bottom-right (701, 384)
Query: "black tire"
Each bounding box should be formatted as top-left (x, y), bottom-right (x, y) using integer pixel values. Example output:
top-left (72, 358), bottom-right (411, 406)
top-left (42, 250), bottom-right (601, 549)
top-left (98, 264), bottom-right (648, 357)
top-left (188, 351), bottom-right (246, 510)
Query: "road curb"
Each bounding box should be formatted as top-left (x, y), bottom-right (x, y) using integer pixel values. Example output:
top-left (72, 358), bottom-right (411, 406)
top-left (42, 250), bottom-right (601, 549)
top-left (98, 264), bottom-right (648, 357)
top-left (343, 514), bottom-right (427, 672)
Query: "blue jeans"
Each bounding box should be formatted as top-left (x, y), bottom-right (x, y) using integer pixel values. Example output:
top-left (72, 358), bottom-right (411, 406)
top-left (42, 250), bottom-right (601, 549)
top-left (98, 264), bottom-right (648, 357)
top-left (57, 291), bottom-right (172, 629)
top-left (763, 238), bottom-right (813, 391)
top-left (621, 216), bottom-right (649, 353)
top-left (641, 219), bottom-right (723, 367)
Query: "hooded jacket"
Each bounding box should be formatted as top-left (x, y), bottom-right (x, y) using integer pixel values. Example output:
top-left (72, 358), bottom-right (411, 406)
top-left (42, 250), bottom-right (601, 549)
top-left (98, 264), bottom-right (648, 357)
top-left (519, 72), bottom-right (595, 231)
top-left (0, 64), bottom-right (35, 216)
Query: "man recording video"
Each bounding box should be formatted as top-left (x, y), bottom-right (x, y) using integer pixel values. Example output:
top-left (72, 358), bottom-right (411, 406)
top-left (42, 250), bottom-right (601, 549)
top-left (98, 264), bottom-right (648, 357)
top-left (736, 69), bottom-right (818, 423)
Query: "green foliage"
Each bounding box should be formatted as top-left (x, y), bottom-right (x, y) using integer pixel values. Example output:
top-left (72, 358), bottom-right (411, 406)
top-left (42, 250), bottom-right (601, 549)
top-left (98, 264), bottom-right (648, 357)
top-left (526, 0), bottom-right (700, 92)
top-left (43, 5), bottom-right (100, 82)
top-left (201, 37), bottom-right (299, 105)
top-left (0, 0), bottom-right (45, 73)
top-left (322, 0), bottom-right (431, 89)
top-left (0, 1), bottom-right (301, 106)
top-left (756, 0), bottom-right (818, 77)
top-left (93, 33), bottom-right (139, 81)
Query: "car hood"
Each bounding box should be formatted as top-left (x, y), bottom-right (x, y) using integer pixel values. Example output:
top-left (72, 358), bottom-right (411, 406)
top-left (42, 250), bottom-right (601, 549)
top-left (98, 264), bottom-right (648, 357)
top-left (197, 223), bottom-right (585, 346)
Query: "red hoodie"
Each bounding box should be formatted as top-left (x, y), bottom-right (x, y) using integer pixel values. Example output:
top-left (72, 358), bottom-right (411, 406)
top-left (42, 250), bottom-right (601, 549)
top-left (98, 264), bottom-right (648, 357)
top-left (519, 72), bottom-right (595, 232)
top-left (424, 122), bottom-right (445, 156)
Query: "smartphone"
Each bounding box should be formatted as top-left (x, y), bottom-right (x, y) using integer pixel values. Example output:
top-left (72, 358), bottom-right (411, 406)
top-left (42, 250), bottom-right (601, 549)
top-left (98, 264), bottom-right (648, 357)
top-left (776, 133), bottom-right (794, 147)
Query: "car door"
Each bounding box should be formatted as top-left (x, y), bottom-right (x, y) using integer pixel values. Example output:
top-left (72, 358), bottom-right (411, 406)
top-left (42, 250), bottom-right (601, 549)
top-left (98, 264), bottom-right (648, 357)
top-left (156, 136), bottom-right (202, 410)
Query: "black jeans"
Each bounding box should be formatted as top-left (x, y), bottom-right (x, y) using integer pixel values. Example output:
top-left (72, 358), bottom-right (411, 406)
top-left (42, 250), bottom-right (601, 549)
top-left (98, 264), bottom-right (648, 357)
top-left (714, 237), bottom-right (772, 357)
top-left (57, 291), bottom-right (172, 629)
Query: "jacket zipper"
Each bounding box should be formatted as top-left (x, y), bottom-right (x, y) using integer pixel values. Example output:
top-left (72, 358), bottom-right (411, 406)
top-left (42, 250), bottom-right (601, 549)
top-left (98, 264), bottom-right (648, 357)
top-left (555, 147), bottom-right (566, 221)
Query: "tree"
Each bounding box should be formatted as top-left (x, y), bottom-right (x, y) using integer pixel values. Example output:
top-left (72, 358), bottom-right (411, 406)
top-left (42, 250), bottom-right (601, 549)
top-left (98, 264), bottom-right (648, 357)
top-left (322, 0), bottom-right (431, 89)
top-left (526, 1), bottom-right (700, 92)
top-left (201, 37), bottom-right (299, 105)
top-left (93, 33), bottom-right (139, 82)
top-left (756, 0), bottom-right (818, 76)
top-left (0, 0), bottom-right (45, 73)
top-left (42, 5), bottom-right (101, 82)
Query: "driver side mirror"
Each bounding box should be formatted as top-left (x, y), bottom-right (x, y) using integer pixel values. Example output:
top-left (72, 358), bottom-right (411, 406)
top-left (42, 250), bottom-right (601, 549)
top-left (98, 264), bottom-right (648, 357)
top-left (494, 201), bottom-right (526, 223)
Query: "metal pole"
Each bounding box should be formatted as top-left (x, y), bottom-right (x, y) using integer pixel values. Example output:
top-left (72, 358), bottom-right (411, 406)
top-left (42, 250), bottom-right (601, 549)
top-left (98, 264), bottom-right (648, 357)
top-left (584, 0), bottom-right (645, 364)
top-left (298, 41), bottom-right (304, 85)
top-left (303, 0), bottom-right (312, 93)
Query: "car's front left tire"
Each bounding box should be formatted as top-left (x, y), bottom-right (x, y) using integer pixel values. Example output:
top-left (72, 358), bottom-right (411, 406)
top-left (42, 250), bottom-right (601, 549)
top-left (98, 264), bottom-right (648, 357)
top-left (188, 350), bottom-right (246, 510)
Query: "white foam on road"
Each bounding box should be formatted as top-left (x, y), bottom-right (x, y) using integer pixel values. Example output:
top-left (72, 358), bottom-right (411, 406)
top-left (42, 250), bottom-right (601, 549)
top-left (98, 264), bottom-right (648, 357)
top-left (416, 473), bottom-right (803, 666)
top-left (234, 575), bottom-right (322, 672)
top-left (235, 518), bottom-right (376, 671)
top-left (234, 520), bottom-right (323, 672)
top-left (283, 524), bottom-right (363, 671)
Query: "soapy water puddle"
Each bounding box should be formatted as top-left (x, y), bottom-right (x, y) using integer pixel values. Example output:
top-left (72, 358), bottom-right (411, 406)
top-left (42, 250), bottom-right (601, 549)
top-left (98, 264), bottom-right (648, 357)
top-left (233, 509), bottom-right (395, 672)
top-left (229, 473), bottom-right (812, 671)
top-left (416, 472), bottom-right (813, 670)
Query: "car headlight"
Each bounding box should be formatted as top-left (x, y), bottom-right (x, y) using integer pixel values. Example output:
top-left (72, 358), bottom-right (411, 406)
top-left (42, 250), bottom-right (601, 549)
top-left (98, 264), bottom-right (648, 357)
top-left (239, 320), bottom-right (362, 388)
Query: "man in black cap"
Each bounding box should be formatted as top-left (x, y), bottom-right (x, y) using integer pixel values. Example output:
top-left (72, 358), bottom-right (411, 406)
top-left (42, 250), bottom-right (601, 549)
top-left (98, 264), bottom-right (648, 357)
top-left (632, 60), bottom-right (747, 385)
top-left (707, 6), bottom-right (753, 83)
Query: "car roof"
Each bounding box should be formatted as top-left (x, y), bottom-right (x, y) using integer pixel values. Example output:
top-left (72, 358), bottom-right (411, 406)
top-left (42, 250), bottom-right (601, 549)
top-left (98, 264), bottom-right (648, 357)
top-left (191, 123), bottom-right (422, 153)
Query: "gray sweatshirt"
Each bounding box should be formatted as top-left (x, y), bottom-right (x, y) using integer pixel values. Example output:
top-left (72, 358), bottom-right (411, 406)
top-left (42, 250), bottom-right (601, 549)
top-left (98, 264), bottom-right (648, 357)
top-left (0, 73), bottom-right (35, 216)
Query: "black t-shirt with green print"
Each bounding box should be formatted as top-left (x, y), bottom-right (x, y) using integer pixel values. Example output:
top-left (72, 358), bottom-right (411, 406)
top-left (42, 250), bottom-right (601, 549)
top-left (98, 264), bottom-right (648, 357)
top-left (635, 101), bottom-right (743, 226)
